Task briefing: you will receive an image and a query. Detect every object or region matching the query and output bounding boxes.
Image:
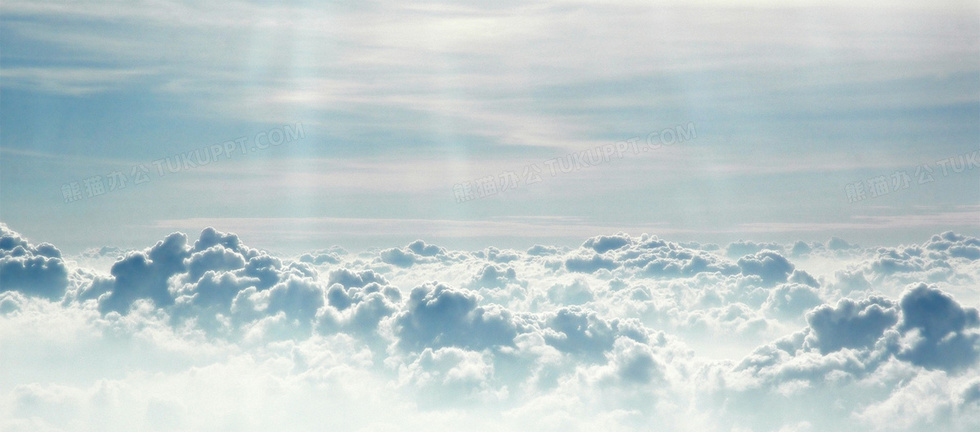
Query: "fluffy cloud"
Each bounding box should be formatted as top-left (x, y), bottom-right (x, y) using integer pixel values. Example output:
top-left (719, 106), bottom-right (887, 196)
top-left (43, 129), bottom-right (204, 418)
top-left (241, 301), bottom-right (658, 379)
top-left (595, 235), bottom-right (738, 279)
top-left (392, 282), bottom-right (522, 352)
top-left (803, 296), bottom-right (898, 354)
top-left (99, 232), bottom-right (192, 313)
top-left (737, 283), bottom-right (979, 398)
top-left (2, 225), bottom-right (980, 431)
top-left (546, 279), bottom-right (594, 306)
top-left (379, 240), bottom-right (448, 267)
top-left (0, 224), bottom-right (69, 300)
top-left (468, 264), bottom-right (524, 290)
top-left (726, 240), bottom-right (784, 259)
top-left (564, 253), bottom-right (618, 273)
top-left (763, 283), bottom-right (823, 320)
top-left (317, 270), bottom-right (401, 336)
top-left (582, 234), bottom-right (632, 254)
top-left (860, 232), bottom-right (980, 294)
top-left (895, 284), bottom-right (980, 372)
top-left (737, 251), bottom-right (795, 286)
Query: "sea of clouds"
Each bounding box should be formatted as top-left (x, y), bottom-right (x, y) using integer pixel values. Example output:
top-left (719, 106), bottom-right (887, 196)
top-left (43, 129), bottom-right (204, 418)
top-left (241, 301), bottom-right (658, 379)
top-left (1, 223), bottom-right (978, 432)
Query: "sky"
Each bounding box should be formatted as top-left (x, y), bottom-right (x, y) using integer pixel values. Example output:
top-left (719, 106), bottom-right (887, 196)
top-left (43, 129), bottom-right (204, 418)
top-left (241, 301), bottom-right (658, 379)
top-left (1, 2), bottom-right (980, 431)
top-left (0, 0), bottom-right (977, 253)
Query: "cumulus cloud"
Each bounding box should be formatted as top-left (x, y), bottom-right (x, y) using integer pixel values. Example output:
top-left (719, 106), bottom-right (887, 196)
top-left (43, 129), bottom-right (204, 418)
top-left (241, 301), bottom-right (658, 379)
top-left (925, 231), bottom-right (980, 259)
top-left (99, 232), bottom-right (191, 313)
top-left (790, 241), bottom-right (813, 257)
top-left (735, 281), bottom-right (980, 411)
top-left (564, 253), bottom-right (618, 273)
top-left (803, 296), bottom-right (898, 354)
top-left (398, 347), bottom-right (502, 406)
top-left (737, 251), bottom-right (795, 286)
top-left (2, 224), bottom-right (980, 431)
top-left (598, 235), bottom-right (738, 279)
top-left (858, 232), bottom-right (980, 295)
top-left (468, 264), bottom-right (524, 290)
top-left (392, 282), bottom-right (521, 352)
top-left (541, 307), bottom-right (648, 361)
top-left (763, 283), bottom-right (823, 320)
top-left (527, 244), bottom-right (561, 256)
top-left (379, 240), bottom-right (448, 267)
top-left (0, 224), bottom-right (69, 300)
top-left (827, 237), bottom-right (858, 251)
top-left (583, 234), bottom-right (632, 254)
top-left (726, 240), bottom-right (784, 259)
top-left (895, 284), bottom-right (980, 372)
top-left (547, 279), bottom-right (594, 306)
top-left (317, 272), bottom-right (400, 336)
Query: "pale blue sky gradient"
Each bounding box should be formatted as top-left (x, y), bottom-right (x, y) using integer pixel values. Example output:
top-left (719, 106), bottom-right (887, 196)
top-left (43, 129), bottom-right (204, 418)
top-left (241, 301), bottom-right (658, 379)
top-left (1, 0), bottom-right (977, 253)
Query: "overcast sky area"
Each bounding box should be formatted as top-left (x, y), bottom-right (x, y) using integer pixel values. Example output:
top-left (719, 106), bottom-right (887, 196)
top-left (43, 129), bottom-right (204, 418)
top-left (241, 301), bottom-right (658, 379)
top-left (1, 1), bottom-right (979, 431)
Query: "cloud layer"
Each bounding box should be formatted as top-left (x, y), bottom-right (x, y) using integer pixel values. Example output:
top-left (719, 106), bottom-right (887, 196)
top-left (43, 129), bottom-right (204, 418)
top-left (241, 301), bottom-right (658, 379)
top-left (1, 223), bottom-right (979, 431)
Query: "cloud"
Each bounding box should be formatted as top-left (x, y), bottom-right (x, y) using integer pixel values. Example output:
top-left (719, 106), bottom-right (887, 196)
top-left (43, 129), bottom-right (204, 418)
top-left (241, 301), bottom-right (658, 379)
top-left (326, 268), bottom-right (388, 289)
top-left (398, 347), bottom-right (501, 406)
top-left (475, 246), bottom-right (522, 263)
top-left (262, 276), bottom-right (324, 326)
top-left (827, 237), bottom-right (858, 251)
top-left (895, 284), bottom-right (980, 372)
top-left (89, 227), bottom-right (324, 343)
top-left (541, 307), bottom-right (647, 361)
top-left (582, 234), bottom-right (632, 254)
top-left (0, 224), bottom-right (69, 300)
top-left (3, 227), bottom-right (980, 431)
top-left (790, 241), bottom-right (813, 257)
top-left (609, 237), bottom-right (737, 279)
top-left (829, 270), bottom-right (872, 294)
top-left (468, 264), bottom-right (524, 290)
top-left (863, 232), bottom-right (980, 290)
top-left (407, 240), bottom-right (446, 257)
top-left (726, 240), bottom-right (784, 259)
top-left (378, 240), bottom-right (447, 268)
top-left (600, 336), bottom-right (663, 385)
top-left (99, 232), bottom-right (191, 313)
top-left (547, 279), bottom-right (595, 306)
top-left (788, 270), bottom-right (819, 288)
top-left (639, 251), bottom-right (735, 278)
top-left (737, 251), bottom-right (795, 286)
top-left (803, 297), bottom-right (898, 354)
top-left (763, 283), bottom-right (823, 320)
top-left (855, 369), bottom-right (980, 431)
top-left (564, 253), bottom-right (618, 273)
top-left (732, 280), bottom-right (980, 415)
top-left (925, 231), bottom-right (980, 259)
top-left (317, 278), bottom-right (401, 336)
top-left (527, 244), bottom-right (561, 256)
top-left (298, 251), bottom-right (341, 265)
top-left (392, 282), bottom-right (521, 352)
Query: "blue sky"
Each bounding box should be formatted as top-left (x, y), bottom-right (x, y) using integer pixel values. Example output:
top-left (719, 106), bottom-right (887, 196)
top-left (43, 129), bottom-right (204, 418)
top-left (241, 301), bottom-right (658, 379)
top-left (1, 0), bottom-right (978, 253)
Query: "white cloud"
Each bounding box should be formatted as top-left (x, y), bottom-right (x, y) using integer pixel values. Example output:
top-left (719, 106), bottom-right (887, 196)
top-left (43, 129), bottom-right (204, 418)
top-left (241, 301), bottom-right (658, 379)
top-left (2, 225), bottom-right (980, 431)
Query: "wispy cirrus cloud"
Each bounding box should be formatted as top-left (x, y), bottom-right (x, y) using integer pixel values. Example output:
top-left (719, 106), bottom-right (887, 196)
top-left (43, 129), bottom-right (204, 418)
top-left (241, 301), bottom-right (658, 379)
top-left (1, 0), bottom-right (977, 258)
top-left (0, 67), bottom-right (152, 95)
